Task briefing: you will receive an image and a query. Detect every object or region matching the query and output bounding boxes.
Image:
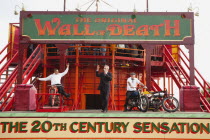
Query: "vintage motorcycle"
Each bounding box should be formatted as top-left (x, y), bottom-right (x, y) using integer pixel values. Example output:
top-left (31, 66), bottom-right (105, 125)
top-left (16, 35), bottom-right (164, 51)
top-left (145, 90), bottom-right (179, 112)
top-left (125, 89), bottom-right (149, 112)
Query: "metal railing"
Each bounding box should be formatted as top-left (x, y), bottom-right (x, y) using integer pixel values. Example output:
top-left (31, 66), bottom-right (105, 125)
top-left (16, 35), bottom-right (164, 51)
top-left (46, 45), bottom-right (146, 58)
top-left (163, 45), bottom-right (190, 88)
top-left (0, 45), bottom-right (42, 111)
top-left (178, 47), bottom-right (210, 98)
top-left (163, 45), bottom-right (210, 112)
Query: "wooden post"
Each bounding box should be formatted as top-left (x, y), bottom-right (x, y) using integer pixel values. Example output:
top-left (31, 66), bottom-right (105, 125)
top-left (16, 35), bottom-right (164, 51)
top-left (17, 44), bottom-right (27, 84)
top-left (64, 0), bottom-right (66, 11)
top-left (41, 44), bottom-right (47, 104)
top-left (42, 44), bottom-right (47, 94)
top-left (143, 48), bottom-right (146, 86)
top-left (117, 69), bottom-right (120, 110)
top-left (56, 44), bottom-right (68, 84)
top-left (168, 77), bottom-right (170, 93)
top-left (185, 45), bottom-right (195, 85)
top-left (142, 44), bottom-right (154, 91)
top-left (9, 24), bottom-right (13, 59)
top-left (111, 46), bottom-right (115, 110)
top-left (163, 72), bottom-right (166, 90)
top-left (74, 47), bottom-right (79, 110)
top-left (171, 78), bottom-right (174, 96)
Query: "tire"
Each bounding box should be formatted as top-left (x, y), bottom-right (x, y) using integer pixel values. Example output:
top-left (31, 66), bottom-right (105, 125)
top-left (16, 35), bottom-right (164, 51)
top-left (49, 88), bottom-right (55, 107)
top-left (126, 99), bottom-right (133, 111)
top-left (162, 96), bottom-right (179, 112)
top-left (54, 95), bottom-right (60, 106)
top-left (49, 95), bottom-right (53, 107)
top-left (139, 96), bottom-right (149, 112)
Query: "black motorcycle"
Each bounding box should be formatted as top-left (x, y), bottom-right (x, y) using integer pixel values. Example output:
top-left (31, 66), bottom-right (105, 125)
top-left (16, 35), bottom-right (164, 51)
top-left (125, 89), bottom-right (149, 112)
top-left (146, 90), bottom-right (179, 112)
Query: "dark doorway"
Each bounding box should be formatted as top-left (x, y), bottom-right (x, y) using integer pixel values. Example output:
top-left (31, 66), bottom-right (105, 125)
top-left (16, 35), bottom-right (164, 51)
top-left (86, 94), bottom-right (102, 109)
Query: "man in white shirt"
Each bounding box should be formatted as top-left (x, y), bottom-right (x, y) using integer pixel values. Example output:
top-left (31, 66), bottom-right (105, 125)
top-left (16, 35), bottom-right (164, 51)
top-left (37, 63), bottom-right (70, 98)
top-left (124, 72), bottom-right (146, 111)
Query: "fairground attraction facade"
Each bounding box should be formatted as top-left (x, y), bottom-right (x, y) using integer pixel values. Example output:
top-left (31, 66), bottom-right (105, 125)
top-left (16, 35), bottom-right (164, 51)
top-left (0, 10), bottom-right (210, 139)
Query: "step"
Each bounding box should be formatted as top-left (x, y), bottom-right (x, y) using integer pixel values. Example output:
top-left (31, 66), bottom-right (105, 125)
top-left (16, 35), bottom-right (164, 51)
top-left (0, 81), bottom-right (16, 84)
top-left (172, 71), bottom-right (184, 75)
top-left (9, 63), bottom-right (19, 67)
top-left (200, 105), bottom-right (207, 112)
top-left (1, 73), bottom-right (12, 76)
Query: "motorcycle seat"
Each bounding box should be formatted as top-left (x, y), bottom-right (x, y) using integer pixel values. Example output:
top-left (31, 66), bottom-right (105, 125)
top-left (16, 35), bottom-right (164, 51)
top-left (150, 91), bottom-right (166, 94)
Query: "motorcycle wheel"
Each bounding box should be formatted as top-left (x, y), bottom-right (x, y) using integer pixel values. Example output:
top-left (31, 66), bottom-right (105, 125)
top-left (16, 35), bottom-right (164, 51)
top-left (138, 96), bottom-right (149, 112)
top-left (54, 95), bottom-right (60, 106)
top-left (126, 99), bottom-right (133, 111)
top-left (162, 96), bottom-right (179, 112)
top-left (49, 89), bottom-right (55, 107)
top-left (49, 95), bottom-right (53, 107)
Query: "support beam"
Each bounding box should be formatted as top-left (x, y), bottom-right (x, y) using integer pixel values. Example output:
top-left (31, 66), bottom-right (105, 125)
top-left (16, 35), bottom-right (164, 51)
top-left (64, 0), bottom-right (66, 11)
top-left (142, 48), bottom-right (146, 86)
top-left (17, 44), bottom-right (27, 84)
top-left (146, 0), bottom-right (149, 12)
top-left (56, 44), bottom-right (69, 86)
top-left (56, 44), bottom-right (68, 72)
top-left (142, 44), bottom-right (154, 91)
top-left (74, 47), bottom-right (79, 110)
top-left (171, 78), bottom-right (174, 96)
top-left (40, 44), bottom-right (47, 104)
top-left (42, 44), bottom-right (47, 95)
top-left (163, 72), bottom-right (166, 90)
top-left (168, 77), bottom-right (170, 93)
top-left (185, 45), bottom-right (195, 85)
top-left (111, 47), bottom-right (115, 110)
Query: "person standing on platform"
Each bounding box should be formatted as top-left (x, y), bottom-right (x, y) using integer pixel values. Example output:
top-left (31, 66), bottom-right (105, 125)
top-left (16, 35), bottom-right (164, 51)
top-left (124, 72), bottom-right (146, 112)
top-left (37, 63), bottom-right (70, 98)
top-left (96, 65), bottom-right (112, 112)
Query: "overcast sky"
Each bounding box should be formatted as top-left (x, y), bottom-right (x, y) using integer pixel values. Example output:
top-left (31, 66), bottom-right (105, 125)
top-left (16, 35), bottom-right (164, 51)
top-left (0, 0), bottom-right (209, 82)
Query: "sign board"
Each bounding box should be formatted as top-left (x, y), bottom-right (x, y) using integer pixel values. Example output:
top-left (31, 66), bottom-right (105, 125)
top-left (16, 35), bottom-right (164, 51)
top-left (20, 11), bottom-right (194, 44)
top-left (0, 113), bottom-right (210, 139)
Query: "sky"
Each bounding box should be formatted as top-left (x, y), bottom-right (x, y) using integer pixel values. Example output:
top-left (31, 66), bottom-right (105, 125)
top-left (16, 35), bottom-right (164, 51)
top-left (0, 0), bottom-right (209, 83)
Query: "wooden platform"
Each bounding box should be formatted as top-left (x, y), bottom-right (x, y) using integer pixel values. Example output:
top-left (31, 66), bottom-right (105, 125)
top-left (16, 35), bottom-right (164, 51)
top-left (1, 109), bottom-right (209, 117)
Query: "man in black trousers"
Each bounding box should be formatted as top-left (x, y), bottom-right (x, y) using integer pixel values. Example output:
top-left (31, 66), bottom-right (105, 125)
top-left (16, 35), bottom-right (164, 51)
top-left (96, 65), bottom-right (112, 113)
